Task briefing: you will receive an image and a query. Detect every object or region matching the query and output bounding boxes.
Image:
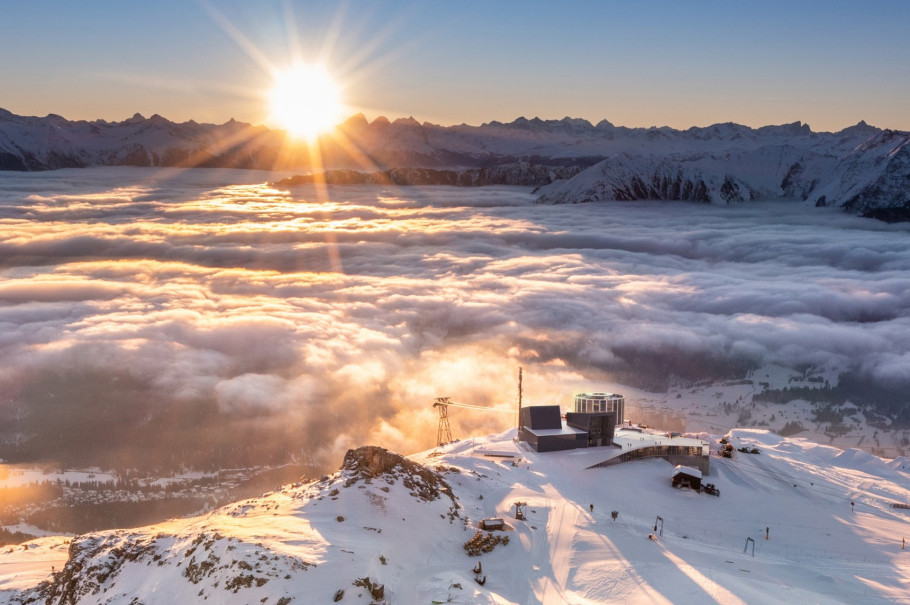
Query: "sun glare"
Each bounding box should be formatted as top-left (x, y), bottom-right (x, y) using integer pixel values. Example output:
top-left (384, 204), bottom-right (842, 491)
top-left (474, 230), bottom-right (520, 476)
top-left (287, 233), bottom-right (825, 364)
top-left (269, 63), bottom-right (343, 141)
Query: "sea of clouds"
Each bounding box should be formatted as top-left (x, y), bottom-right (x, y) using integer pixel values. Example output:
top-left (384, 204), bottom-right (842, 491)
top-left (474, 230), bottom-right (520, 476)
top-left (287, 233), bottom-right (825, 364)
top-left (1, 167), bottom-right (909, 473)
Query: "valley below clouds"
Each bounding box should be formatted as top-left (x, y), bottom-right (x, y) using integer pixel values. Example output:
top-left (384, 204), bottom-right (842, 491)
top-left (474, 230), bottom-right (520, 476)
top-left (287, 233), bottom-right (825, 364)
top-left (2, 167), bottom-right (910, 474)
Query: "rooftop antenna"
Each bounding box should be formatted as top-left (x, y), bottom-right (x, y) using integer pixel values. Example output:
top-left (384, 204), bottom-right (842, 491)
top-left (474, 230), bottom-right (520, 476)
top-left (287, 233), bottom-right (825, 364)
top-left (517, 367), bottom-right (523, 433)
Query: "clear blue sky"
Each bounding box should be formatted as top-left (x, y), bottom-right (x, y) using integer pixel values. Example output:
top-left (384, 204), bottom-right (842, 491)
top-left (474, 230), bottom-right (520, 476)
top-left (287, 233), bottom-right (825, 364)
top-left (2, 0), bottom-right (908, 131)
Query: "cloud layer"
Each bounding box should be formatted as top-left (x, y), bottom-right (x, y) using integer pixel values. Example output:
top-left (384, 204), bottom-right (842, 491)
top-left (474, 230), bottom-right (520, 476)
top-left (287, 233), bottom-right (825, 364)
top-left (2, 167), bottom-right (910, 473)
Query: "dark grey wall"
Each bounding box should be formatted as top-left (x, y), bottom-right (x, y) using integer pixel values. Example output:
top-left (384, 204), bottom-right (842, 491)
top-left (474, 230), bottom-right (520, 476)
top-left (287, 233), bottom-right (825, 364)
top-left (520, 405), bottom-right (562, 430)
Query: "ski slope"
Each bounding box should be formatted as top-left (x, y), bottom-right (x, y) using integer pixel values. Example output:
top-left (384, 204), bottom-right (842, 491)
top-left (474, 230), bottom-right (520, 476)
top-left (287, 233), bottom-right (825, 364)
top-left (3, 428), bottom-right (910, 604)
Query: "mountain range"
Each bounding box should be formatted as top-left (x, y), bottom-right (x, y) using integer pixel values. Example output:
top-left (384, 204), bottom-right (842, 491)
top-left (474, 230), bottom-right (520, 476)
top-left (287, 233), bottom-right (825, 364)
top-left (1, 108), bottom-right (909, 219)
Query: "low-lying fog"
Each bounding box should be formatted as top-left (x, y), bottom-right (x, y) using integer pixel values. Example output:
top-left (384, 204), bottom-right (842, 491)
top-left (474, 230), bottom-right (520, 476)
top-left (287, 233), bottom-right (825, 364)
top-left (2, 167), bottom-right (909, 474)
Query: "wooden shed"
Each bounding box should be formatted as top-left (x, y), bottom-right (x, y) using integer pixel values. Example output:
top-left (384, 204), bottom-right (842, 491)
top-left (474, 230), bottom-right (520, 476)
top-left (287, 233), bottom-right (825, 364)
top-left (671, 465), bottom-right (703, 491)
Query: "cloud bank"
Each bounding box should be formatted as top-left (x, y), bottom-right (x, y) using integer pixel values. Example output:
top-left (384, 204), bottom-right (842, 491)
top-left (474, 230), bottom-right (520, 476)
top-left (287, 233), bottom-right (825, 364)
top-left (1, 167), bottom-right (909, 473)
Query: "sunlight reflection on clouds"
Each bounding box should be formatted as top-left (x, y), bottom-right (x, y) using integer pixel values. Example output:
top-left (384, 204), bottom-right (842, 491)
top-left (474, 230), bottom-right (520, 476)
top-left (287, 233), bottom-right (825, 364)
top-left (1, 167), bottom-right (909, 471)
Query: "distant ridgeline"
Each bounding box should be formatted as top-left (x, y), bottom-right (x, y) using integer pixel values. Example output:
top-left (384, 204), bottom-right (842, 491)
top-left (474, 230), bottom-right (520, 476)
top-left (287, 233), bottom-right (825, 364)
top-left (270, 164), bottom-right (584, 188)
top-left (2, 108), bottom-right (908, 220)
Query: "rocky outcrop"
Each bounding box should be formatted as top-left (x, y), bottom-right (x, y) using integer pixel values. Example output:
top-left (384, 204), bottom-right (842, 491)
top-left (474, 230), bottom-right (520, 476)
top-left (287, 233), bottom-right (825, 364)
top-left (17, 532), bottom-right (161, 604)
top-left (341, 445), bottom-right (457, 505)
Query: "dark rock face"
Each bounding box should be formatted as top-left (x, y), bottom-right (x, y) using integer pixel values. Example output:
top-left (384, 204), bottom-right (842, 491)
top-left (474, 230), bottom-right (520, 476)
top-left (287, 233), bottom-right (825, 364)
top-left (0, 150), bottom-right (28, 171)
top-left (780, 161), bottom-right (804, 195)
top-left (607, 172), bottom-right (713, 203)
top-left (115, 143), bottom-right (153, 167)
top-left (841, 138), bottom-right (910, 219)
top-left (860, 206), bottom-right (910, 222)
top-left (272, 163), bottom-right (584, 188)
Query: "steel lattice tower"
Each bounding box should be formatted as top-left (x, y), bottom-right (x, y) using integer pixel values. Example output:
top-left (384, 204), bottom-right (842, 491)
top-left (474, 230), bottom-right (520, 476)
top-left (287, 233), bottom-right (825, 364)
top-left (434, 397), bottom-right (453, 446)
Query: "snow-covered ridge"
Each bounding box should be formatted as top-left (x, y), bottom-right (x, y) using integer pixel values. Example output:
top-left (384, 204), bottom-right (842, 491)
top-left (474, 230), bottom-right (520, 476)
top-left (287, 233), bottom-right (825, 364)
top-left (3, 108), bottom-right (907, 219)
top-left (534, 131), bottom-right (910, 219)
top-left (0, 108), bottom-right (280, 172)
top-left (0, 108), bottom-right (886, 172)
top-left (5, 432), bottom-right (910, 603)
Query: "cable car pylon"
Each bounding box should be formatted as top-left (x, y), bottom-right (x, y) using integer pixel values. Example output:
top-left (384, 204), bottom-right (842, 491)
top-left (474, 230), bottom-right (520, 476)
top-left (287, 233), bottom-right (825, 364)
top-left (433, 369), bottom-right (522, 447)
top-left (434, 397), bottom-right (453, 446)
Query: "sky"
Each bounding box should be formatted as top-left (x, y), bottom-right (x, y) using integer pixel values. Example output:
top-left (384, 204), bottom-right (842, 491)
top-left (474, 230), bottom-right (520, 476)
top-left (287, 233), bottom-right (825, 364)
top-left (1, 0), bottom-right (909, 132)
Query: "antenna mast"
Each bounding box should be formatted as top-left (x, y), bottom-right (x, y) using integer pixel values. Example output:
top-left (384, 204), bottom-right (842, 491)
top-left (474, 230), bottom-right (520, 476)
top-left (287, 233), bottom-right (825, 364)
top-left (517, 367), bottom-right (523, 432)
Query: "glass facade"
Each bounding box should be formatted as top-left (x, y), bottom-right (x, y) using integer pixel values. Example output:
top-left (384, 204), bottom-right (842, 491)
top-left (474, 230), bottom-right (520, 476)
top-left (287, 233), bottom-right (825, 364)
top-left (574, 392), bottom-right (624, 425)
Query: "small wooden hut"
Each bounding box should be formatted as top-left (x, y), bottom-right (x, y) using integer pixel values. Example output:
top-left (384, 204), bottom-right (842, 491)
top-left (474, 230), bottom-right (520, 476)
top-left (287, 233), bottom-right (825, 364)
top-left (671, 465), bottom-right (703, 491)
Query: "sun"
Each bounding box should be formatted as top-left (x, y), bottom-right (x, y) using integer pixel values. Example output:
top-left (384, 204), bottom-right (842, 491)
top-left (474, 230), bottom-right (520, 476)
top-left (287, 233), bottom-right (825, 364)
top-left (268, 63), bottom-right (343, 141)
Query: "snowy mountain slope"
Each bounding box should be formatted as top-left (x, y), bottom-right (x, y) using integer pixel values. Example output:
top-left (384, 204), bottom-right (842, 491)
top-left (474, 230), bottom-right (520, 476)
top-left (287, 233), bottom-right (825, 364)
top-left (814, 130), bottom-right (910, 220)
top-left (534, 145), bottom-right (838, 205)
top-left (4, 430), bottom-right (910, 604)
top-left (533, 125), bottom-right (910, 217)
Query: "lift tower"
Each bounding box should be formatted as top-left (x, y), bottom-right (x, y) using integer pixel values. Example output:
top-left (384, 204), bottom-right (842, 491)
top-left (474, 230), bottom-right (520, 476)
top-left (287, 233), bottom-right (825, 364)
top-left (433, 396), bottom-right (515, 447)
top-left (434, 397), bottom-right (453, 446)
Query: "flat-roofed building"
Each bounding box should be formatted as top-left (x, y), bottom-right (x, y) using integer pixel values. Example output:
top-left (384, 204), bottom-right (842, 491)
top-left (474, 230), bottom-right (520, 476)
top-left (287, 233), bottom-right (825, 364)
top-left (519, 405), bottom-right (588, 452)
top-left (519, 405), bottom-right (616, 452)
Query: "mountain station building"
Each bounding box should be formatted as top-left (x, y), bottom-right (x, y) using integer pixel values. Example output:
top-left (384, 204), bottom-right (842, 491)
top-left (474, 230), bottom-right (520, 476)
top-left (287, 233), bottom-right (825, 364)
top-left (519, 393), bottom-right (624, 453)
top-left (516, 392), bottom-right (710, 473)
